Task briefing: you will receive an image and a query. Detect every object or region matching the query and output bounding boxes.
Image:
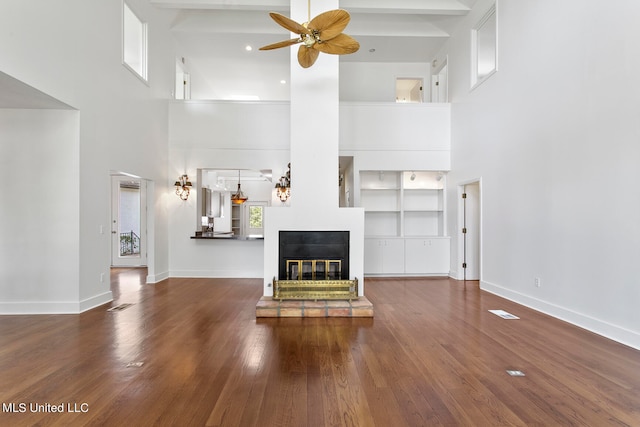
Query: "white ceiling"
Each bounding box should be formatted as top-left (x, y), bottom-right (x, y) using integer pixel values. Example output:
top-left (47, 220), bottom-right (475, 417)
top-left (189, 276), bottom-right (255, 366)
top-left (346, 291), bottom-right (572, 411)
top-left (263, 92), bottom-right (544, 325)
top-left (0, 0), bottom-right (476, 107)
top-left (161, 0), bottom-right (476, 99)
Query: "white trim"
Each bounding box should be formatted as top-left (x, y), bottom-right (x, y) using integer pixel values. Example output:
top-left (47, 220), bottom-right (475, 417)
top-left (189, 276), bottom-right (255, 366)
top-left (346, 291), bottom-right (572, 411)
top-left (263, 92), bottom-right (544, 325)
top-left (169, 269), bottom-right (264, 278)
top-left (146, 270), bottom-right (169, 284)
top-left (122, 0), bottom-right (149, 83)
top-left (80, 291), bottom-right (113, 312)
top-left (470, 2), bottom-right (498, 91)
top-left (481, 280), bottom-right (640, 351)
top-left (0, 291), bottom-right (112, 314)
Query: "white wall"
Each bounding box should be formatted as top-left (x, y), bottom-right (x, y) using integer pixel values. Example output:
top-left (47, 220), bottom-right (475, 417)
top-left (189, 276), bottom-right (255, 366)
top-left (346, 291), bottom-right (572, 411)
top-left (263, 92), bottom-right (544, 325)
top-left (185, 59), bottom-right (430, 102)
top-left (0, 109), bottom-right (81, 313)
top-left (168, 100), bottom-right (451, 280)
top-left (444, 0), bottom-right (640, 349)
top-left (340, 62), bottom-right (430, 102)
top-left (0, 0), bottom-right (176, 311)
top-left (168, 101), bottom-right (290, 278)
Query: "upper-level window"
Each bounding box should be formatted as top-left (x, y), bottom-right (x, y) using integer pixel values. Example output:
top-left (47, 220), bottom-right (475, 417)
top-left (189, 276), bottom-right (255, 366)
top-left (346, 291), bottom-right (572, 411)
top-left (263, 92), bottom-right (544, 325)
top-left (123, 2), bottom-right (148, 82)
top-left (471, 3), bottom-right (497, 89)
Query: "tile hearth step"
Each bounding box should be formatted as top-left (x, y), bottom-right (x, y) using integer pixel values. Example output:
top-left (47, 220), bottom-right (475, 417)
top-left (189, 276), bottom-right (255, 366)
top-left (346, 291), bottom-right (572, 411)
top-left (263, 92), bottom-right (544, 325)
top-left (255, 296), bottom-right (373, 318)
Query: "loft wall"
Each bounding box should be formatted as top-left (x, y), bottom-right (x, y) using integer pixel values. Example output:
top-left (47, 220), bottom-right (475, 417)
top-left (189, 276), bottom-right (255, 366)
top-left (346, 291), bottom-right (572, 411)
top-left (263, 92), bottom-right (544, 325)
top-left (185, 59), bottom-right (431, 102)
top-left (442, 0), bottom-right (640, 349)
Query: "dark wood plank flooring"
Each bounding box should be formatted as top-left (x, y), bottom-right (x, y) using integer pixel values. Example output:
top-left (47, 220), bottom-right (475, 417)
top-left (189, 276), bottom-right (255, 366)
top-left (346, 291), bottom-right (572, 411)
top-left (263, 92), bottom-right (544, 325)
top-left (0, 270), bottom-right (638, 426)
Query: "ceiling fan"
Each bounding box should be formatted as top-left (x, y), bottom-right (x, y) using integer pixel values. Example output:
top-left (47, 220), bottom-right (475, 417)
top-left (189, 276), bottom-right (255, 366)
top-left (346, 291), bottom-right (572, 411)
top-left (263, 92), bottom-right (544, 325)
top-left (259, 3), bottom-right (360, 68)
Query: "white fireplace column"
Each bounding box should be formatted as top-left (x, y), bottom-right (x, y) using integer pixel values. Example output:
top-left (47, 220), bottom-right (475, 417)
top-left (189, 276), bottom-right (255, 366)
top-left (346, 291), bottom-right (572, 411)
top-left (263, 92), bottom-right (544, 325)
top-left (263, 0), bottom-right (365, 296)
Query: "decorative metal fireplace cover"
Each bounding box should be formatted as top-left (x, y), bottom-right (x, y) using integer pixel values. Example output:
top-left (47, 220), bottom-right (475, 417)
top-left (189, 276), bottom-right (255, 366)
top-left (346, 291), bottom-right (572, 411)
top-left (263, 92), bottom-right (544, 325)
top-left (272, 277), bottom-right (358, 301)
top-left (275, 231), bottom-right (355, 300)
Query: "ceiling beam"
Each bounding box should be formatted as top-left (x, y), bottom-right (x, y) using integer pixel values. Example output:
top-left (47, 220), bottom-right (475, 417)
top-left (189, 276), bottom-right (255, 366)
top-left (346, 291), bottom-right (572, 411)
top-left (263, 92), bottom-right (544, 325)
top-left (152, 0), bottom-right (472, 16)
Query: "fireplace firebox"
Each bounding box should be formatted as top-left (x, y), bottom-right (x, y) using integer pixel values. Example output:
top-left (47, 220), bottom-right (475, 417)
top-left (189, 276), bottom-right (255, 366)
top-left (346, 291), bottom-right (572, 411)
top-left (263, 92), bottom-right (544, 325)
top-left (278, 231), bottom-right (349, 280)
top-left (274, 231), bottom-right (357, 301)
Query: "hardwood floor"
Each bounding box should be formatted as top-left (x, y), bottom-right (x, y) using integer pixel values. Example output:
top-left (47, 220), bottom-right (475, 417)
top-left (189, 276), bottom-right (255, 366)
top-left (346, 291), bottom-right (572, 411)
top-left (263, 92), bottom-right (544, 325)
top-left (1, 271), bottom-right (639, 426)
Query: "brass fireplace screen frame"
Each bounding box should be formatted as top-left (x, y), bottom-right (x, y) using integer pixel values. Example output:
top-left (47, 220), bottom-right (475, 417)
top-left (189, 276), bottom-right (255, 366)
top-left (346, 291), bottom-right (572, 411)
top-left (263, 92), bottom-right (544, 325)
top-left (274, 259), bottom-right (358, 301)
top-left (286, 259), bottom-right (342, 281)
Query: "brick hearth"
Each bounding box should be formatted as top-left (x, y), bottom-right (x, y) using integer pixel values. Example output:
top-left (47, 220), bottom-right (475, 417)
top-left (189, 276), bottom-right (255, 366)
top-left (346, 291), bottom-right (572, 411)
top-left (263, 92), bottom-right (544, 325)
top-left (256, 297), bottom-right (373, 318)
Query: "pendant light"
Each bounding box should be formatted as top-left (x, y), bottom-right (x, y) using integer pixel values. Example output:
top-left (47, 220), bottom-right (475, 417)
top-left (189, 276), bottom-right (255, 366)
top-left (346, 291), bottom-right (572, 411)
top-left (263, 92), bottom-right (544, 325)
top-left (231, 170), bottom-right (248, 204)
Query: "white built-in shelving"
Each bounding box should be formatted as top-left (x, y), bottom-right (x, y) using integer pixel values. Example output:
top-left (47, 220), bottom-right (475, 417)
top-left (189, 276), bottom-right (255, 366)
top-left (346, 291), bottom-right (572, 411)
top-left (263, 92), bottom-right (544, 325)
top-left (360, 171), bottom-right (450, 276)
top-left (231, 204), bottom-right (241, 235)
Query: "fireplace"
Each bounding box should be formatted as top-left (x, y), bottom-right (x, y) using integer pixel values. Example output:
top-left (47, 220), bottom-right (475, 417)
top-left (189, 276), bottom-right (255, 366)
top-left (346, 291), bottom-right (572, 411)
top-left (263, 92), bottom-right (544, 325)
top-left (278, 231), bottom-right (349, 280)
top-left (273, 231), bottom-right (357, 301)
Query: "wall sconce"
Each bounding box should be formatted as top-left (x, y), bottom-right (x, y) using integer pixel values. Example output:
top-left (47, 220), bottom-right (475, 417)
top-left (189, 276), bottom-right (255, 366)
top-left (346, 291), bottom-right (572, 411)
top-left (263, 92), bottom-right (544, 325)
top-left (174, 174), bottom-right (192, 201)
top-left (275, 163), bottom-right (291, 203)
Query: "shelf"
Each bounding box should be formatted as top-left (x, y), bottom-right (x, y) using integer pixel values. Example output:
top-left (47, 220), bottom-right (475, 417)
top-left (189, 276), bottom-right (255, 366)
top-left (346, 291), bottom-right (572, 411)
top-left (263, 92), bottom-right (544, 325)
top-left (360, 170), bottom-right (446, 239)
top-left (364, 212), bottom-right (400, 237)
top-left (361, 189), bottom-right (400, 211)
top-left (361, 171), bottom-right (449, 274)
top-left (360, 171), bottom-right (400, 190)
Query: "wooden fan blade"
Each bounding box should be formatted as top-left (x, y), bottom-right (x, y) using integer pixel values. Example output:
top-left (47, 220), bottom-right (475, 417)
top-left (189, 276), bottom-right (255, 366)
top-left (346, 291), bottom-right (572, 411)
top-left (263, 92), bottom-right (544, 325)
top-left (314, 33), bottom-right (360, 55)
top-left (269, 12), bottom-right (311, 35)
top-left (308, 9), bottom-right (351, 41)
top-left (259, 38), bottom-right (302, 51)
top-left (298, 45), bottom-right (320, 68)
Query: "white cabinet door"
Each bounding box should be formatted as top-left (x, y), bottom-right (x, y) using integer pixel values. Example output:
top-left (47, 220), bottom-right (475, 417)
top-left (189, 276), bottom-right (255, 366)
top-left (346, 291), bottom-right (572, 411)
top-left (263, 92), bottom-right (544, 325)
top-left (383, 239), bottom-right (405, 273)
top-left (364, 238), bottom-right (405, 274)
top-left (364, 239), bottom-right (384, 274)
top-left (405, 238), bottom-right (450, 274)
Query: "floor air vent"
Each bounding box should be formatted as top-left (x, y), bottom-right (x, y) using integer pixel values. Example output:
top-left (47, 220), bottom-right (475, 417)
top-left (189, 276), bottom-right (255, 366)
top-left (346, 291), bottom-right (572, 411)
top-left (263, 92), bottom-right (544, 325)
top-left (107, 303), bottom-right (134, 312)
top-left (489, 309), bottom-right (519, 319)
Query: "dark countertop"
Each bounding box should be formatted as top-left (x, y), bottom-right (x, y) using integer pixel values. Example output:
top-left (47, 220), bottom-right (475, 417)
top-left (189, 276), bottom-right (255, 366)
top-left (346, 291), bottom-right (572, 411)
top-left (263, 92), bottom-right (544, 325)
top-left (191, 232), bottom-right (263, 240)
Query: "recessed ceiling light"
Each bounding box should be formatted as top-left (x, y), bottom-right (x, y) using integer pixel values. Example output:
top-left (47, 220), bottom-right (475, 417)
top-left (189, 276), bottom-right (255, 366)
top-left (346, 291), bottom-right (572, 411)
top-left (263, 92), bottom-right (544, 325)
top-left (369, 48), bottom-right (376, 53)
top-left (280, 80), bottom-right (287, 84)
top-left (245, 45), bottom-right (253, 51)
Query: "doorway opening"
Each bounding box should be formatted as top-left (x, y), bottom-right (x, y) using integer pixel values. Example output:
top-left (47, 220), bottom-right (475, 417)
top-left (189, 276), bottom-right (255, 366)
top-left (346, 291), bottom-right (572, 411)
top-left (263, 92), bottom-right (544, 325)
top-left (459, 180), bottom-right (481, 281)
top-left (175, 56), bottom-right (190, 100)
top-left (111, 175), bottom-right (147, 267)
top-left (395, 78), bottom-right (423, 103)
top-left (431, 58), bottom-right (448, 102)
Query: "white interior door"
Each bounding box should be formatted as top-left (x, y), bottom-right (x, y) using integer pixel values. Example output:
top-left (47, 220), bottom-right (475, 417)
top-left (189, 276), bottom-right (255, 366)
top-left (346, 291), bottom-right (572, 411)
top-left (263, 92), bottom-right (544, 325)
top-left (431, 62), bottom-right (448, 102)
top-left (111, 176), bottom-right (147, 267)
top-left (437, 64), bottom-right (448, 102)
top-left (462, 182), bottom-right (480, 280)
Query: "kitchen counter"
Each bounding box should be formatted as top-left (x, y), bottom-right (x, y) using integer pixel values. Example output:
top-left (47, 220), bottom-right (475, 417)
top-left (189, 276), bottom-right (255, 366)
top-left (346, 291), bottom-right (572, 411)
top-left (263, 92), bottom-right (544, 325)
top-left (191, 232), bottom-right (263, 240)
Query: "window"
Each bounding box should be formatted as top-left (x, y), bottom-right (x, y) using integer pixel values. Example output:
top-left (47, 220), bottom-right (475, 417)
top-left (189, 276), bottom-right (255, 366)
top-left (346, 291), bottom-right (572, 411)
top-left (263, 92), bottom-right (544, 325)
top-left (245, 202), bottom-right (267, 237)
top-left (249, 206), bottom-right (263, 229)
top-left (471, 3), bottom-right (497, 89)
top-left (123, 2), bottom-right (148, 81)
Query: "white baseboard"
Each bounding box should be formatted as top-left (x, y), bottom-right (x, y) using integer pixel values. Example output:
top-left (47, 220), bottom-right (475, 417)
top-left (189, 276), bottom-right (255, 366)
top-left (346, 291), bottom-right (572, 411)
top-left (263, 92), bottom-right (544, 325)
top-left (0, 290), bottom-right (112, 315)
top-left (169, 269), bottom-right (263, 279)
top-left (481, 280), bottom-right (640, 351)
top-left (80, 291), bottom-right (113, 312)
top-left (146, 270), bottom-right (169, 284)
